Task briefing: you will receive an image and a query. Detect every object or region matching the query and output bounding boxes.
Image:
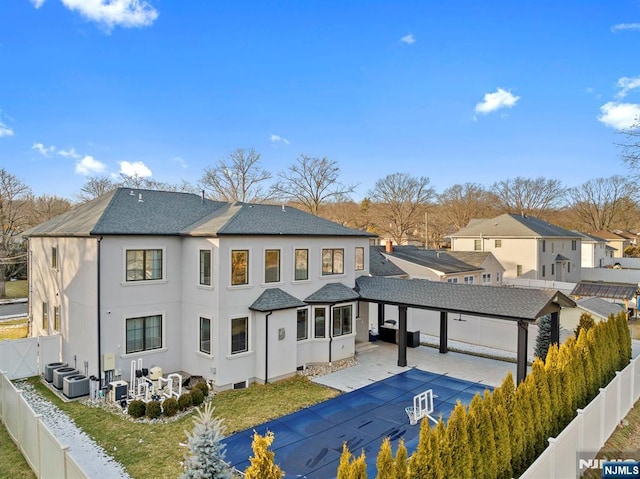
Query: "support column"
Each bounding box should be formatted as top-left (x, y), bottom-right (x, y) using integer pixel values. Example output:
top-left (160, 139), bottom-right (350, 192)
top-left (550, 311), bottom-right (559, 346)
top-left (378, 303), bottom-right (385, 328)
top-left (517, 320), bottom-right (529, 384)
top-left (398, 305), bottom-right (407, 367)
top-left (439, 311), bottom-right (448, 353)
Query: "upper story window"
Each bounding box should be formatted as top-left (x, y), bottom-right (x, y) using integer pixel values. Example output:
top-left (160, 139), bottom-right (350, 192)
top-left (265, 249), bottom-right (281, 283)
top-left (199, 317), bottom-right (211, 355)
top-left (295, 249), bottom-right (309, 281)
top-left (53, 305), bottom-right (60, 332)
top-left (42, 302), bottom-right (48, 330)
top-left (231, 316), bottom-right (249, 354)
top-left (199, 250), bottom-right (212, 286)
top-left (447, 278), bottom-right (458, 283)
top-left (322, 248), bottom-right (344, 275)
top-left (542, 265), bottom-right (546, 277)
top-left (126, 314), bottom-right (162, 354)
top-left (51, 246), bottom-right (58, 269)
top-left (464, 276), bottom-right (474, 284)
top-left (482, 273), bottom-right (491, 284)
top-left (542, 240), bottom-right (546, 252)
top-left (496, 272), bottom-right (501, 283)
top-left (571, 240), bottom-right (577, 251)
top-left (494, 240), bottom-right (502, 248)
top-left (231, 250), bottom-right (249, 286)
top-left (551, 264), bottom-right (555, 275)
top-left (355, 247), bottom-right (365, 271)
top-left (332, 305), bottom-right (352, 336)
top-left (126, 249), bottom-right (163, 281)
top-left (474, 239), bottom-right (481, 251)
top-left (297, 309), bottom-right (309, 341)
top-left (516, 265), bottom-right (523, 277)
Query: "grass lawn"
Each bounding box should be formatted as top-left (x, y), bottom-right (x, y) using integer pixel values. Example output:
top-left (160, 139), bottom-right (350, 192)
top-left (3, 280), bottom-right (27, 299)
top-left (0, 319), bottom-right (28, 340)
top-left (0, 421), bottom-right (36, 479)
top-left (26, 375), bottom-right (338, 479)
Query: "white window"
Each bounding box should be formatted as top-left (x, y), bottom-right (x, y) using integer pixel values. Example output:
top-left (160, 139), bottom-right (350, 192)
top-left (494, 240), bottom-right (502, 248)
top-left (53, 305), bottom-right (60, 332)
top-left (297, 309), bottom-right (309, 340)
top-left (295, 249), bottom-right (309, 281)
top-left (482, 273), bottom-right (491, 284)
top-left (516, 265), bottom-right (523, 277)
top-left (474, 239), bottom-right (481, 251)
top-left (231, 250), bottom-right (249, 286)
top-left (355, 247), bottom-right (365, 271)
top-left (464, 276), bottom-right (474, 284)
top-left (42, 302), bottom-right (48, 331)
top-left (126, 314), bottom-right (162, 354)
top-left (126, 249), bottom-right (163, 281)
top-left (51, 246), bottom-right (58, 269)
top-left (199, 317), bottom-right (211, 355)
top-left (496, 272), bottom-right (501, 283)
top-left (199, 249), bottom-right (212, 286)
top-left (231, 317), bottom-right (249, 354)
top-left (447, 278), bottom-right (458, 283)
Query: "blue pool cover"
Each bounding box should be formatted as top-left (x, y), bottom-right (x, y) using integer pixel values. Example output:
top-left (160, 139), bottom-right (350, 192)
top-left (222, 368), bottom-right (492, 478)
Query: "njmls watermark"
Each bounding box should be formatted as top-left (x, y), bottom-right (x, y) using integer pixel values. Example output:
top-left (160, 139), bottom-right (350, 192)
top-left (578, 451), bottom-right (640, 478)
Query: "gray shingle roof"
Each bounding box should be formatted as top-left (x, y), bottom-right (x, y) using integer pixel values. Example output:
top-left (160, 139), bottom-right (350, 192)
top-left (249, 288), bottom-right (306, 312)
top-left (305, 283), bottom-right (361, 303)
top-left (576, 297), bottom-right (624, 319)
top-left (369, 246), bottom-right (407, 277)
top-left (571, 281), bottom-right (638, 300)
top-left (381, 245), bottom-right (484, 274)
top-left (24, 188), bottom-right (373, 238)
top-left (355, 276), bottom-right (575, 321)
top-left (449, 214), bottom-right (582, 239)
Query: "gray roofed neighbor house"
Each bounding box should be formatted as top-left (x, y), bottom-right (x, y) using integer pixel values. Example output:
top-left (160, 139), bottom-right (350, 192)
top-left (449, 214), bottom-right (582, 239)
top-left (305, 283), bottom-right (361, 303)
top-left (369, 246), bottom-right (407, 277)
top-left (355, 276), bottom-right (575, 321)
top-left (249, 288), bottom-right (306, 312)
top-left (24, 188), bottom-right (374, 239)
top-left (444, 251), bottom-right (493, 269)
top-left (576, 297), bottom-right (624, 319)
top-left (571, 281), bottom-right (638, 301)
top-left (376, 245), bottom-right (482, 274)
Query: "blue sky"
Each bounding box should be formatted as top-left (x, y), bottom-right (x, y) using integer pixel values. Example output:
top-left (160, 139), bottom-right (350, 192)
top-left (1, 0), bottom-right (640, 201)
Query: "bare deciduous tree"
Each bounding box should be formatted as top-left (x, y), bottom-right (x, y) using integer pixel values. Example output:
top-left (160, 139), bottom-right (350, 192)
top-left (567, 176), bottom-right (637, 231)
top-left (25, 194), bottom-right (72, 227)
top-left (491, 176), bottom-right (566, 219)
top-left (77, 176), bottom-right (117, 202)
top-left (437, 183), bottom-right (494, 230)
top-left (271, 155), bottom-right (356, 215)
top-left (201, 148), bottom-right (272, 203)
top-left (0, 168), bottom-right (31, 296)
top-left (619, 121), bottom-right (640, 180)
top-left (368, 172), bottom-right (435, 245)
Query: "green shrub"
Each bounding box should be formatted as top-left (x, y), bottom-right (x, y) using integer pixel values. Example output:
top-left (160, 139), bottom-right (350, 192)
top-left (575, 312), bottom-right (595, 338)
top-left (127, 399), bottom-right (146, 418)
top-left (191, 388), bottom-right (205, 407)
top-left (178, 392), bottom-right (192, 411)
top-left (163, 397), bottom-right (179, 417)
top-left (146, 400), bottom-right (162, 419)
top-left (192, 381), bottom-right (210, 397)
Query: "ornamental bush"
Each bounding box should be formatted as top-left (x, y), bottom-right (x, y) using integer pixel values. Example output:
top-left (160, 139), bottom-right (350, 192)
top-left (127, 399), bottom-right (146, 418)
top-left (146, 400), bottom-right (162, 419)
top-left (163, 397), bottom-right (179, 417)
top-left (178, 392), bottom-right (193, 411)
top-left (191, 388), bottom-right (205, 407)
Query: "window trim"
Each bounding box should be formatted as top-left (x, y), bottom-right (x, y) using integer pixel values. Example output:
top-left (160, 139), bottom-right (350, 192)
top-left (124, 313), bottom-right (164, 355)
top-left (494, 239), bottom-right (502, 248)
top-left (332, 304), bottom-right (353, 337)
top-left (297, 308), bottom-right (309, 341)
top-left (264, 249), bottom-right (281, 284)
top-left (199, 316), bottom-right (212, 355)
top-left (231, 249), bottom-right (250, 286)
top-left (355, 247), bottom-right (365, 271)
top-left (322, 248), bottom-right (345, 276)
top-left (230, 316), bottom-right (249, 355)
top-left (199, 249), bottom-right (212, 287)
top-left (53, 305), bottom-right (60, 332)
top-left (474, 239), bottom-right (481, 251)
top-left (294, 248), bottom-right (309, 281)
top-left (51, 246), bottom-right (58, 270)
top-left (314, 307), bottom-right (326, 338)
top-left (124, 247), bottom-right (165, 283)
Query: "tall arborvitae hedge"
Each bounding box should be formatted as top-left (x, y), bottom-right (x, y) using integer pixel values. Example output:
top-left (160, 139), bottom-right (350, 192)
top-left (394, 439), bottom-right (408, 479)
top-left (244, 431), bottom-right (284, 479)
top-left (375, 438), bottom-right (394, 479)
top-left (344, 313), bottom-right (632, 479)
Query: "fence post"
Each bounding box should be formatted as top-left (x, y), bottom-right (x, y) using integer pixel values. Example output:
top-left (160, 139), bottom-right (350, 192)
top-left (547, 437), bottom-right (558, 478)
top-left (577, 408), bottom-right (585, 457)
top-left (599, 387), bottom-right (606, 447)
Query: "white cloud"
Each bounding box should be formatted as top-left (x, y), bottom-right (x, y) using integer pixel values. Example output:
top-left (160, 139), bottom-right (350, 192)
top-left (616, 76), bottom-right (640, 98)
top-left (474, 88), bottom-right (520, 115)
top-left (119, 160), bottom-right (152, 177)
top-left (32, 142), bottom-right (56, 156)
top-left (30, 0), bottom-right (46, 8)
top-left (75, 155), bottom-right (106, 175)
top-left (270, 134), bottom-right (290, 145)
top-left (598, 101), bottom-right (640, 129)
top-left (0, 121), bottom-right (14, 138)
top-left (611, 23), bottom-right (640, 32)
top-left (58, 147), bottom-right (81, 158)
top-left (60, 0), bottom-right (158, 30)
top-left (400, 34), bottom-right (416, 45)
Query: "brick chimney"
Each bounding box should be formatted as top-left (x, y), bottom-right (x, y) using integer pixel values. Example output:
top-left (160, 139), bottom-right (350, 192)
top-left (385, 240), bottom-right (393, 253)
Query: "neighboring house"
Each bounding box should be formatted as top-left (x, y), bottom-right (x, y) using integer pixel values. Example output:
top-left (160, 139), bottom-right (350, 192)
top-left (561, 297), bottom-right (625, 332)
top-left (371, 243), bottom-right (504, 286)
top-left (448, 214), bottom-right (582, 282)
top-left (613, 230), bottom-right (639, 246)
top-left (25, 188), bottom-right (374, 391)
top-left (588, 231), bottom-right (630, 258)
top-left (575, 231), bottom-right (613, 268)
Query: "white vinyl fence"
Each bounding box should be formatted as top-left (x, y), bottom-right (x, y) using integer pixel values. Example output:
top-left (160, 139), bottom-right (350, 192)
top-left (0, 371), bottom-right (89, 479)
top-left (520, 354), bottom-right (640, 479)
top-left (0, 335), bottom-right (61, 380)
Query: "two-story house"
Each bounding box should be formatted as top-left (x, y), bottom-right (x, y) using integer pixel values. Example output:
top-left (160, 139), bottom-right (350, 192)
top-left (589, 231), bottom-right (631, 258)
top-left (448, 213), bottom-right (582, 282)
top-left (25, 188), bottom-right (374, 391)
top-left (575, 231), bottom-right (614, 268)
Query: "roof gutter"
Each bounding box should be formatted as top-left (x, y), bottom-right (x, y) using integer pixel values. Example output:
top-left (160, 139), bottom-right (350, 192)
top-left (97, 236), bottom-right (103, 386)
top-left (265, 311), bottom-right (272, 385)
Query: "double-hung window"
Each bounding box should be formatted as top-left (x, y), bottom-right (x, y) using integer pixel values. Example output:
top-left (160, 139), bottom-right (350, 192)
top-left (314, 308), bottom-right (326, 338)
top-left (322, 248), bottom-right (344, 275)
top-left (355, 247), bottom-right (365, 271)
top-left (571, 240), bottom-right (577, 251)
top-left (295, 249), bottom-right (309, 281)
top-left (447, 278), bottom-right (458, 283)
top-left (494, 240), bottom-right (502, 248)
top-left (231, 250), bottom-right (249, 286)
top-left (199, 250), bottom-right (212, 286)
top-left (464, 276), bottom-right (474, 284)
top-left (53, 306), bottom-right (60, 331)
top-left (265, 249), bottom-right (280, 283)
top-left (516, 265), bottom-right (523, 277)
top-left (332, 305), bottom-right (352, 336)
top-left (126, 314), bottom-right (162, 354)
top-left (231, 317), bottom-right (249, 354)
top-left (42, 302), bottom-right (48, 330)
top-left (297, 309), bottom-right (309, 340)
top-left (199, 317), bottom-right (211, 354)
top-left (126, 249), bottom-right (163, 281)
top-left (474, 239), bottom-right (481, 251)
top-left (51, 246), bottom-right (58, 269)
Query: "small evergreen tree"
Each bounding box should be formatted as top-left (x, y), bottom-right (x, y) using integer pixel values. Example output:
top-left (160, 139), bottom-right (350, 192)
top-left (466, 394), bottom-right (484, 479)
top-left (487, 390), bottom-right (512, 479)
top-left (337, 443), bottom-right (353, 479)
top-left (350, 451), bottom-right (367, 479)
top-left (446, 401), bottom-right (472, 478)
top-left (408, 418), bottom-right (432, 478)
top-left (181, 402), bottom-right (232, 479)
top-left (535, 314), bottom-right (552, 360)
top-left (244, 431), bottom-right (283, 479)
top-left (394, 439), bottom-right (408, 479)
top-left (575, 312), bottom-right (595, 338)
top-left (375, 437), bottom-right (394, 479)
top-left (478, 391), bottom-right (498, 479)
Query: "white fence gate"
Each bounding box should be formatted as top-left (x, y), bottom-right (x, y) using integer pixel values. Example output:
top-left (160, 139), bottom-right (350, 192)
top-left (0, 335), bottom-right (61, 380)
